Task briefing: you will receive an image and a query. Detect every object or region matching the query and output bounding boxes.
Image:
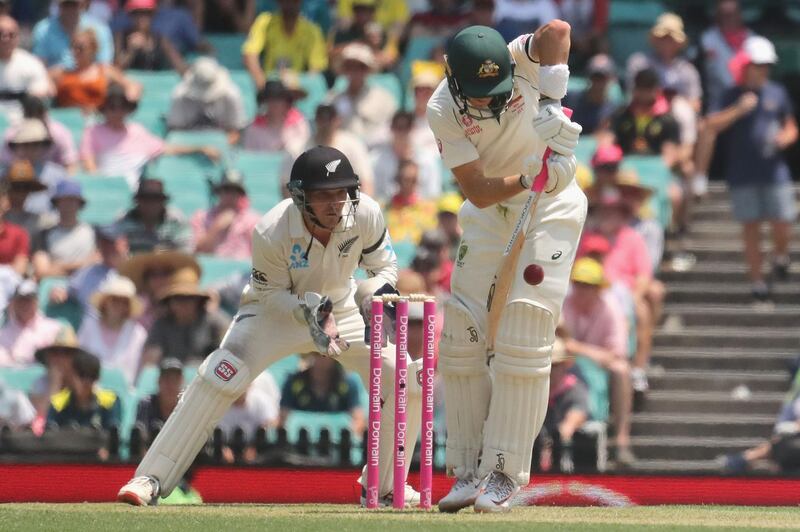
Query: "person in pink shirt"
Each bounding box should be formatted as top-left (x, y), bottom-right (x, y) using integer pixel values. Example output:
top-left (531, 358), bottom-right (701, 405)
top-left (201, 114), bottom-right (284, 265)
top-left (191, 169), bottom-right (260, 260)
top-left (561, 257), bottom-right (634, 467)
top-left (0, 279), bottom-right (63, 367)
top-left (80, 83), bottom-right (218, 188)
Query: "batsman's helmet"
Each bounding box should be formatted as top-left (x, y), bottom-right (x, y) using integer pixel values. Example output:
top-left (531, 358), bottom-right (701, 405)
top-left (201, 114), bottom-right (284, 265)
top-left (445, 25), bottom-right (515, 121)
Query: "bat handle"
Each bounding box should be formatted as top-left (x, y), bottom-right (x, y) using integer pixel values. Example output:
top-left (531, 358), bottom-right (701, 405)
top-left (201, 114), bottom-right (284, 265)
top-left (530, 106), bottom-right (574, 194)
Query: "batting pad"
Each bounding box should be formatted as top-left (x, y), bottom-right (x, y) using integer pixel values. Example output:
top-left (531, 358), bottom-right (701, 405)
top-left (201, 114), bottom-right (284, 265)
top-left (135, 349), bottom-right (251, 496)
top-left (438, 300), bottom-right (491, 478)
top-left (479, 301), bottom-right (553, 486)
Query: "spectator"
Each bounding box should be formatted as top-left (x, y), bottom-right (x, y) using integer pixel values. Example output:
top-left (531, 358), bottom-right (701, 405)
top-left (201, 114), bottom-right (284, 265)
top-left (141, 266), bottom-right (230, 366)
top-left (0, 376), bottom-right (36, 430)
top-left (563, 54), bottom-right (617, 135)
top-left (81, 83), bottom-right (219, 188)
top-left (279, 353), bottom-right (365, 435)
top-left (331, 0), bottom-right (397, 72)
top-left (615, 168), bottom-right (664, 271)
top-left (47, 349), bottom-right (121, 433)
top-left (0, 15), bottom-right (54, 123)
top-left (241, 73), bottom-right (310, 159)
top-left (166, 57), bottom-right (248, 144)
top-left (384, 159), bottom-right (437, 244)
top-left (609, 68), bottom-right (681, 160)
top-left (191, 169), bottom-right (260, 259)
top-left (114, 0), bottom-right (186, 72)
top-left (194, 0), bottom-right (255, 34)
top-left (0, 280), bottom-right (63, 368)
top-left (561, 257), bottom-right (633, 466)
top-left (494, 0), bottom-right (558, 43)
top-left (411, 246), bottom-right (444, 301)
top-left (258, 0), bottom-right (332, 34)
top-left (78, 275), bottom-right (147, 386)
top-left (111, 0), bottom-right (203, 56)
top-left (32, 180), bottom-right (97, 278)
top-left (135, 357), bottom-right (183, 437)
top-left (586, 190), bottom-right (659, 399)
top-left (336, 0), bottom-right (408, 53)
top-left (626, 13), bottom-right (702, 112)
top-left (558, 0), bottom-right (609, 69)
top-left (4, 160), bottom-right (49, 247)
top-left (51, 224), bottom-right (129, 310)
top-left (436, 193), bottom-right (462, 260)
top-left (401, 0), bottom-right (467, 42)
top-left (537, 335), bottom-right (589, 473)
top-left (1, 96), bottom-right (78, 172)
top-left (585, 144), bottom-right (623, 197)
top-left (468, 0), bottom-right (495, 27)
top-left (32, 0), bottom-right (114, 69)
top-left (50, 28), bottom-right (142, 113)
top-left (27, 324), bottom-right (79, 419)
top-left (217, 379), bottom-right (279, 463)
top-left (242, 0), bottom-right (328, 90)
top-left (704, 35), bottom-right (797, 303)
top-left (116, 178), bottom-right (192, 254)
top-left (418, 229), bottom-right (452, 295)
top-left (409, 62), bottom-right (443, 150)
top-left (701, 0), bottom-right (752, 112)
top-left (307, 104), bottom-right (374, 196)
top-left (329, 43), bottom-right (397, 148)
top-left (118, 249), bottom-right (201, 330)
top-left (3, 118), bottom-right (69, 215)
top-left (371, 111), bottom-right (442, 202)
top-left (0, 179), bottom-right (29, 275)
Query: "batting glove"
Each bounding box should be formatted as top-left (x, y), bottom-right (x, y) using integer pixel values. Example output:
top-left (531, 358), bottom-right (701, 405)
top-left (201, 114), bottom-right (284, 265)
top-left (298, 292), bottom-right (349, 357)
top-left (532, 101), bottom-right (582, 156)
top-left (521, 153), bottom-right (576, 194)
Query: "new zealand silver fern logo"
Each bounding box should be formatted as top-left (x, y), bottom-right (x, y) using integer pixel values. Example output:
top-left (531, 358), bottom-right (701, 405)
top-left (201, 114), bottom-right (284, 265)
top-left (325, 159), bottom-right (342, 175)
top-left (337, 236), bottom-right (359, 257)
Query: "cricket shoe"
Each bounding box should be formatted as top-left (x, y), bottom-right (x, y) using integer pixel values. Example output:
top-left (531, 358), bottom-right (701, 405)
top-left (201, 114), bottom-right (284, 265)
top-left (360, 484), bottom-right (420, 508)
top-left (437, 474), bottom-right (482, 513)
top-left (117, 476), bottom-right (160, 506)
top-left (473, 471), bottom-right (519, 513)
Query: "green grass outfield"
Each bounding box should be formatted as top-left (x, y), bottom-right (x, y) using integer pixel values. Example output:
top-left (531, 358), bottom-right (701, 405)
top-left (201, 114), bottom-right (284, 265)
top-left (1, 504), bottom-right (798, 531)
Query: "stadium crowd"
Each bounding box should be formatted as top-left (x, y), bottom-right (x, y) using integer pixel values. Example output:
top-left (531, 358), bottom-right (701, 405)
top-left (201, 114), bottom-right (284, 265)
top-left (0, 0), bottom-right (798, 491)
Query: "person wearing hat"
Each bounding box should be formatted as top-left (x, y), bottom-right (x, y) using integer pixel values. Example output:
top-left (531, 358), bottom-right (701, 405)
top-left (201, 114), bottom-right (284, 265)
top-left (119, 145), bottom-right (425, 509)
top-left (135, 357), bottom-right (184, 440)
top-left (3, 160), bottom-right (50, 246)
top-left (435, 192), bottom-right (463, 260)
top-left (241, 73), bottom-right (310, 158)
top-left (0, 279), bottom-right (63, 368)
top-left (563, 53), bottom-right (618, 135)
top-left (0, 14), bottom-right (54, 123)
top-left (166, 56), bottom-right (248, 144)
top-left (51, 27), bottom-right (142, 113)
top-left (26, 323), bottom-right (80, 417)
top-left (81, 83), bottom-right (219, 188)
top-left (626, 12), bottom-right (702, 112)
top-left (115, 0), bottom-right (186, 72)
top-left (140, 266), bottom-right (230, 368)
top-left (32, 180), bottom-right (97, 278)
top-left (329, 41), bottom-right (398, 148)
top-left (242, 0), bottom-right (327, 91)
top-left (427, 20), bottom-right (584, 511)
top-left (116, 177), bottom-right (191, 254)
top-left (118, 248), bottom-right (200, 329)
top-left (331, 0), bottom-right (398, 71)
top-left (0, 179), bottom-right (29, 275)
top-left (77, 275), bottom-right (147, 386)
top-left (190, 169), bottom-right (260, 259)
top-left (586, 144), bottom-right (623, 201)
top-left (704, 34), bottom-right (797, 303)
top-left (562, 257), bottom-right (633, 467)
top-left (31, 0), bottom-right (114, 69)
top-left (308, 103), bottom-right (375, 196)
top-left (613, 168), bottom-right (663, 271)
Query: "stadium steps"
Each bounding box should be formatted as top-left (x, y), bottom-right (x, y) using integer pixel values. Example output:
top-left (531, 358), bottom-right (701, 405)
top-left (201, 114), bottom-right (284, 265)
top-left (630, 181), bottom-right (797, 473)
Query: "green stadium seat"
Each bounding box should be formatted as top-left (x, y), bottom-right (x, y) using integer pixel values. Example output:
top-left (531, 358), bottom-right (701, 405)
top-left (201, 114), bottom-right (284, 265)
top-left (232, 150), bottom-right (285, 213)
top-left (622, 155), bottom-right (674, 229)
top-left (165, 130), bottom-right (231, 157)
top-left (135, 365), bottom-right (160, 398)
top-left (130, 107), bottom-right (167, 138)
top-left (266, 354), bottom-right (301, 392)
top-left (207, 33), bottom-right (246, 71)
top-left (295, 72), bottom-right (329, 120)
top-left (196, 254), bottom-right (251, 287)
top-left (567, 76), bottom-right (624, 105)
top-left (38, 276), bottom-right (83, 331)
top-left (392, 239), bottom-right (417, 269)
top-left (575, 135), bottom-right (598, 166)
top-left (608, 0), bottom-right (666, 25)
top-left (574, 356), bottom-right (609, 422)
top-left (75, 174), bottom-right (130, 225)
top-left (331, 73), bottom-right (404, 109)
top-left (48, 107), bottom-right (86, 146)
top-left (149, 154), bottom-right (218, 216)
top-left (228, 70), bottom-right (257, 121)
top-left (398, 35), bottom-right (443, 95)
top-left (100, 367), bottom-right (132, 397)
top-left (0, 365), bottom-right (46, 393)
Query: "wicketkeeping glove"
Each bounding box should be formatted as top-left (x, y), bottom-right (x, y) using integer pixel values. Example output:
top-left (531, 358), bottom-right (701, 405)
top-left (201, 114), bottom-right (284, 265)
top-left (360, 283), bottom-right (399, 345)
top-left (532, 101), bottom-right (582, 156)
top-left (298, 292), bottom-right (349, 357)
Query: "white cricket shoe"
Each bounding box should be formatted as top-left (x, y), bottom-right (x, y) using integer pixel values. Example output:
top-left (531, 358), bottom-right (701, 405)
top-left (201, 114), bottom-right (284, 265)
top-left (437, 474), bottom-right (482, 513)
top-left (360, 484), bottom-right (420, 508)
top-left (117, 476), bottom-right (160, 506)
top-left (473, 471), bottom-right (519, 513)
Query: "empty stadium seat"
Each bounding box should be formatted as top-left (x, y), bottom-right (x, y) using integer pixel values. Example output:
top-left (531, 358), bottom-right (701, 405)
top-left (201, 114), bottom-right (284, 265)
top-left (48, 107), bottom-right (86, 146)
top-left (134, 365), bottom-right (160, 398)
top-left (38, 276), bottom-right (83, 331)
top-left (392, 239), bottom-right (417, 269)
top-left (228, 70), bottom-right (258, 121)
top-left (0, 365), bottom-right (46, 393)
top-left (295, 72), bottom-right (329, 120)
top-left (196, 254), bottom-right (251, 287)
top-left (622, 155), bottom-right (675, 229)
top-left (74, 174), bottom-right (130, 225)
top-left (331, 73), bottom-right (404, 109)
top-left (231, 150), bottom-right (285, 213)
top-left (206, 33), bottom-right (246, 70)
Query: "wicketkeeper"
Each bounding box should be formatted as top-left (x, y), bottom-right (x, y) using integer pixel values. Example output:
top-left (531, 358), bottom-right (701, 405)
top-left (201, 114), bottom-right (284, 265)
top-left (118, 146), bottom-right (424, 507)
top-left (427, 23), bottom-right (587, 512)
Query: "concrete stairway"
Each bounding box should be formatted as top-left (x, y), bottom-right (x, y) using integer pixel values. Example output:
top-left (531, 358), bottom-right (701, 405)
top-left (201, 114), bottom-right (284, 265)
top-left (628, 182), bottom-right (799, 473)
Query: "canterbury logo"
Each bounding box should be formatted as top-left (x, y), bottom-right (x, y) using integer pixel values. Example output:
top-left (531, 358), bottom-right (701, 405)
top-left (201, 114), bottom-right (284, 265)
top-left (325, 159), bottom-right (342, 174)
top-left (477, 60), bottom-right (500, 78)
top-left (337, 236), bottom-right (359, 257)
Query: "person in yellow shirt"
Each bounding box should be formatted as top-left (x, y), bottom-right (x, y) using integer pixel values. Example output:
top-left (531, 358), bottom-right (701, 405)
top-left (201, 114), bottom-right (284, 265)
top-left (241, 0), bottom-right (328, 89)
top-left (384, 159), bottom-right (437, 244)
top-left (337, 0), bottom-right (409, 33)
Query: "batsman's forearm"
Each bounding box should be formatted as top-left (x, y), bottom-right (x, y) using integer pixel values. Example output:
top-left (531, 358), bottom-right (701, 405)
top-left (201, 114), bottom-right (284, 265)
top-left (459, 172), bottom-right (526, 209)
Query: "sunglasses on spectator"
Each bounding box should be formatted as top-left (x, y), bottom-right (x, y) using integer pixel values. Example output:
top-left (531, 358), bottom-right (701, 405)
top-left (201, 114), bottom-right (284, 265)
top-left (0, 31), bottom-right (17, 39)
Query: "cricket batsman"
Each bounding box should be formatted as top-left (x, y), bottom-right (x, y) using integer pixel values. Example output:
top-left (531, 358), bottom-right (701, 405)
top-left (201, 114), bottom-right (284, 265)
top-left (118, 146), bottom-right (424, 507)
top-left (428, 22), bottom-right (587, 512)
